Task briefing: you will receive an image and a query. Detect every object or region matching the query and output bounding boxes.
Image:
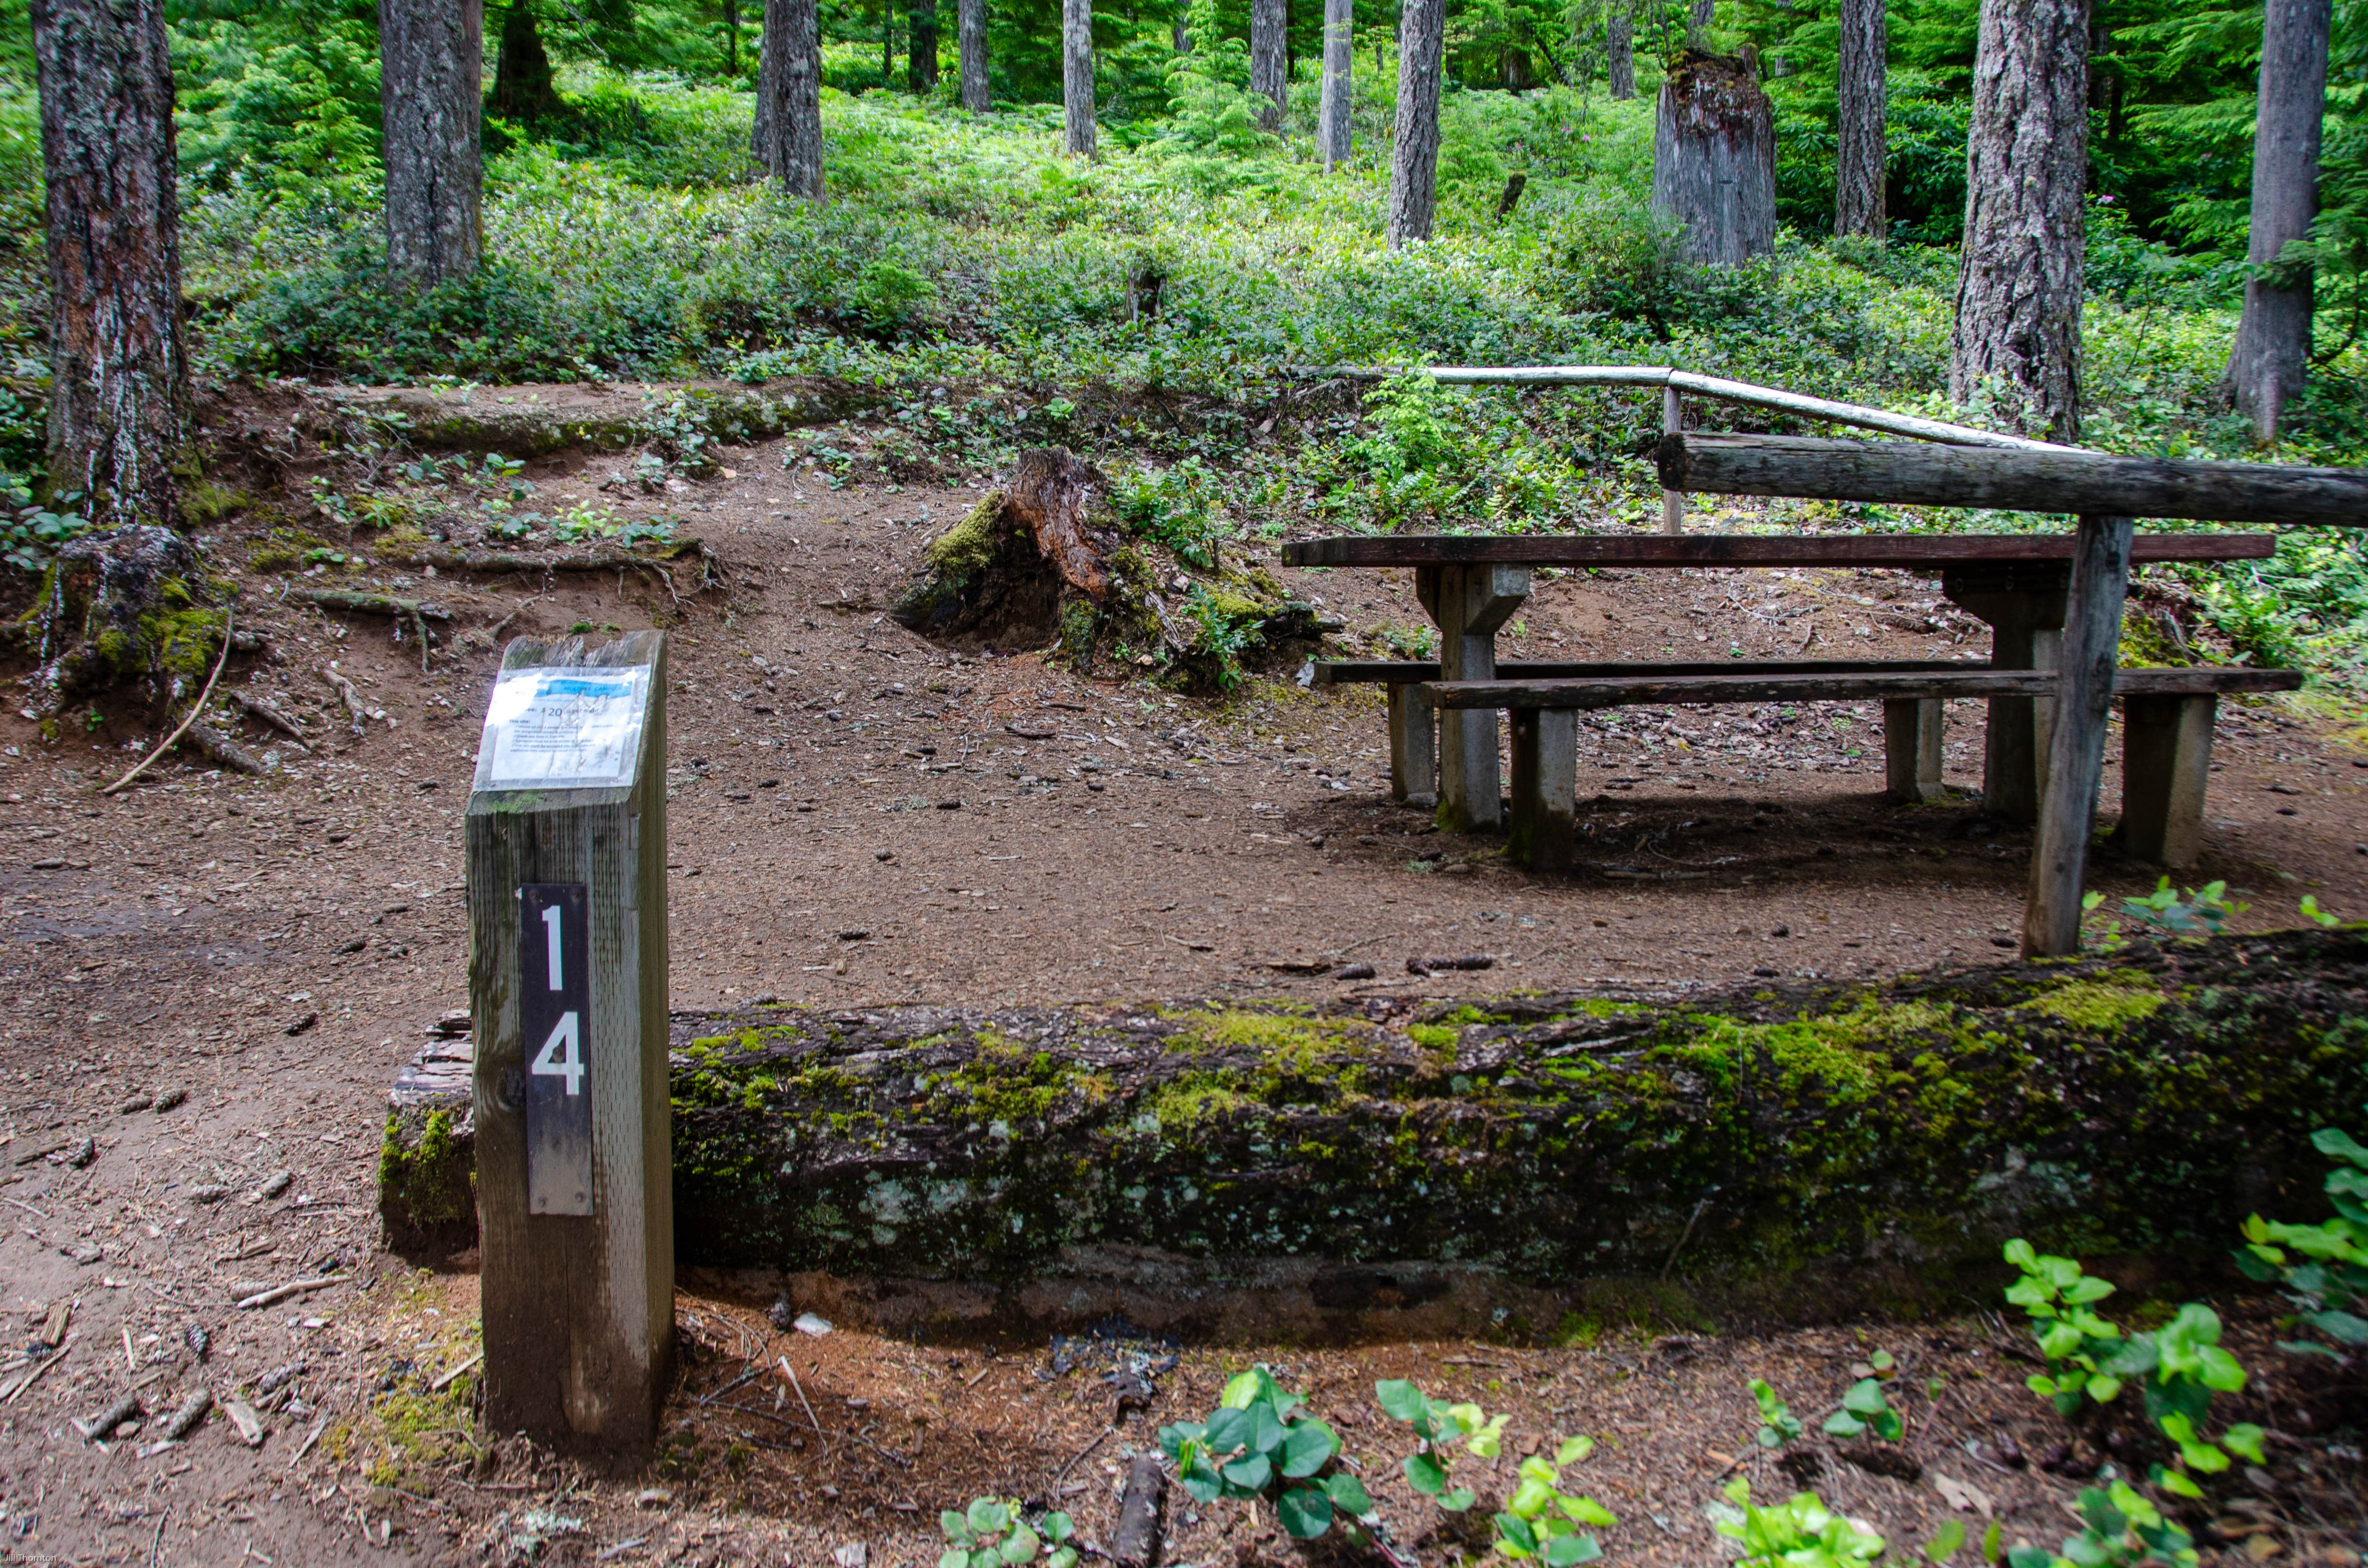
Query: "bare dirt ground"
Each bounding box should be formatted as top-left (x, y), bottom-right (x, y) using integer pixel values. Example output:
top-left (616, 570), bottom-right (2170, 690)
top-left (0, 397), bottom-right (2359, 1564)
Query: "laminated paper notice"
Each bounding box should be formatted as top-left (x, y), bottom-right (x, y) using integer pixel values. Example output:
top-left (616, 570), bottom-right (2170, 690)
top-left (474, 666), bottom-right (652, 791)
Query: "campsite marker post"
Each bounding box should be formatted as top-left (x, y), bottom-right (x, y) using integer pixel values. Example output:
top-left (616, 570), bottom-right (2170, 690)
top-left (466, 630), bottom-right (672, 1457)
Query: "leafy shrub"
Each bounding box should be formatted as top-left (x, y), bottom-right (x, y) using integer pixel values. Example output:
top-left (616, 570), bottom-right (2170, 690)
top-left (1159, 1367), bottom-right (1369, 1542)
top-left (1374, 1376), bottom-right (1505, 1514)
top-left (1491, 1436), bottom-right (1615, 1566)
top-left (2002, 1239), bottom-right (2264, 1497)
top-left (2005, 1482), bottom-right (2199, 1568)
top-left (938, 1497), bottom-right (1076, 1568)
top-left (2236, 1115), bottom-right (2368, 1358)
top-left (1112, 458), bottom-right (1233, 569)
top-left (1706, 1481), bottom-right (1884, 1568)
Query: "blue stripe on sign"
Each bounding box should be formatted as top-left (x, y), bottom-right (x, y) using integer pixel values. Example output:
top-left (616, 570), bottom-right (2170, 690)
top-left (540, 678), bottom-right (633, 697)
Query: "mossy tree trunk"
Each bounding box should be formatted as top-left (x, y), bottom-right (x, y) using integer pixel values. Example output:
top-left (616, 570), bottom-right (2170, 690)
top-left (1652, 51), bottom-right (1777, 267)
top-left (31, 0), bottom-right (187, 531)
top-left (489, 1), bottom-right (566, 126)
top-left (907, 0), bottom-right (939, 90)
top-left (1607, 8), bottom-right (1635, 98)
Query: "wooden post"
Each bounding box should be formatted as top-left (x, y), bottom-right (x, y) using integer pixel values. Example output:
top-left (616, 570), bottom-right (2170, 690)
top-left (468, 632), bottom-right (672, 1459)
top-left (1942, 564), bottom-right (2067, 823)
top-left (1388, 682), bottom-right (1438, 807)
top-left (1882, 697), bottom-right (1944, 803)
top-left (1660, 386), bottom-right (1685, 534)
top-left (1416, 563), bottom-right (1529, 833)
top-left (2024, 516), bottom-right (2134, 957)
top-left (1506, 707), bottom-right (1577, 870)
top-left (2116, 693), bottom-right (2217, 870)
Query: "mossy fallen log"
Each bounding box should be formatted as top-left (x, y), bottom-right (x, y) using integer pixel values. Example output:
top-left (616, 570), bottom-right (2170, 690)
top-left (667, 929), bottom-right (2368, 1282)
top-left (323, 378), bottom-right (879, 458)
top-left (382, 930), bottom-right (2368, 1288)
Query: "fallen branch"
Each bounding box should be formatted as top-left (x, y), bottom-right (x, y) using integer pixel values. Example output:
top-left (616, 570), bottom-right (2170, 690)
top-left (102, 607), bottom-right (235, 796)
top-left (283, 588), bottom-right (452, 621)
top-left (182, 721), bottom-right (270, 777)
top-left (223, 692), bottom-right (311, 751)
top-left (4, 1343), bottom-right (68, 1404)
top-left (235, 1276), bottom-right (341, 1311)
top-left (429, 1351), bottom-right (483, 1393)
top-left (317, 668), bottom-right (370, 735)
top-left (405, 544), bottom-right (697, 574)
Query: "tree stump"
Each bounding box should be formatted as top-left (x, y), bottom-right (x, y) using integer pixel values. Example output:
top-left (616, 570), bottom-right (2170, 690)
top-left (1651, 51), bottom-right (1776, 267)
top-left (27, 523), bottom-right (227, 714)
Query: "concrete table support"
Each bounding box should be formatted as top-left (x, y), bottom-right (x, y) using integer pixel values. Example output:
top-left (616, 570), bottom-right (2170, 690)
top-left (1414, 563), bottom-right (1531, 832)
top-left (1943, 564), bottom-right (2068, 822)
top-left (1388, 682), bottom-right (1438, 807)
top-left (1507, 708), bottom-right (1578, 870)
top-left (2116, 693), bottom-right (2218, 870)
top-left (1883, 698), bottom-right (1946, 803)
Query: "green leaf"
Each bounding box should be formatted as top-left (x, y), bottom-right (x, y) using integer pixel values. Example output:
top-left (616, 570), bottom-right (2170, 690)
top-left (1842, 1378), bottom-right (1889, 1416)
top-left (1220, 1454), bottom-right (1272, 1492)
top-left (1507, 1477), bottom-right (1555, 1518)
top-left (1203, 1408), bottom-right (1250, 1456)
top-left (1156, 1422), bottom-right (1203, 1463)
top-left (1405, 1452), bottom-right (1448, 1496)
top-left (939, 1552), bottom-right (970, 1568)
top-left (1000, 1525), bottom-right (1040, 1565)
top-left (969, 1550), bottom-right (1001, 1568)
top-left (1276, 1485), bottom-right (1333, 1540)
top-left (1041, 1514), bottom-right (1073, 1545)
top-left (1220, 1369), bottom-right (1270, 1410)
top-left (1375, 1379), bottom-right (1428, 1423)
top-left (1824, 1410), bottom-right (1868, 1438)
top-left (1869, 1349), bottom-right (1896, 1372)
top-left (1442, 1487), bottom-right (1477, 1513)
top-left (1324, 1472), bottom-right (1373, 1516)
top-left (1246, 1403), bottom-right (1285, 1457)
top-left (2003, 1239), bottom-right (2039, 1271)
top-left (1279, 1421), bottom-right (1337, 1478)
top-left (1554, 1435), bottom-right (1593, 1466)
top-left (1924, 1518), bottom-right (1967, 1563)
top-left (2195, 1344), bottom-right (2248, 1393)
top-left (1495, 1512), bottom-right (1541, 1556)
top-left (1871, 1410), bottom-right (1904, 1442)
top-left (941, 1513), bottom-right (973, 1544)
top-left (2062, 1276), bottom-right (2116, 1305)
top-left (2156, 1467), bottom-right (2205, 1500)
top-left (1560, 1495), bottom-right (1617, 1527)
top-left (1046, 1550), bottom-right (1078, 1568)
top-left (2312, 1127), bottom-right (2368, 1168)
top-left (1542, 1534), bottom-right (1602, 1566)
top-left (2086, 1374), bottom-right (2122, 1404)
top-left (2221, 1424), bottom-right (2267, 1464)
top-left (1984, 1519), bottom-right (2004, 1564)
top-left (1179, 1460), bottom-right (1222, 1505)
top-left (970, 1500), bottom-right (1010, 1535)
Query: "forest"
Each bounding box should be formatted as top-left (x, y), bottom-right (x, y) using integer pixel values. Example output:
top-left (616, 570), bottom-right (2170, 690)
top-left (0, 0), bottom-right (2362, 1565)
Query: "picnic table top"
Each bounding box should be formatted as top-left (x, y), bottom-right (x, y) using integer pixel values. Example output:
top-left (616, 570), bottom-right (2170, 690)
top-left (1280, 532), bottom-right (2278, 569)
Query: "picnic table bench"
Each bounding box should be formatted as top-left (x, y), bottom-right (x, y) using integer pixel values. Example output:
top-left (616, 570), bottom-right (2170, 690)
top-left (1282, 530), bottom-right (2281, 837)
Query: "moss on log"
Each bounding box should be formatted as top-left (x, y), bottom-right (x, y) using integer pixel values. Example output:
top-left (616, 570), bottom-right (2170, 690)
top-left (667, 930), bottom-right (2368, 1282)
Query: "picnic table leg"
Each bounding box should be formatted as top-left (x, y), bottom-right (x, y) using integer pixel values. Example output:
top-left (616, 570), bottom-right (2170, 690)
top-left (1883, 697), bottom-right (1945, 803)
top-left (2023, 515), bottom-right (2135, 958)
top-left (2115, 693), bottom-right (2217, 871)
top-left (1388, 682), bottom-right (1438, 807)
top-left (1507, 707), bottom-right (1576, 871)
top-left (1942, 571), bottom-right (2068, 822)
top-left (1416, 563), bottom-right (1531, 834)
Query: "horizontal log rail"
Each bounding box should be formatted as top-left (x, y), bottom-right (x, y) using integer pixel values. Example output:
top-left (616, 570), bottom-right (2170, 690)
top-left (1658, 434), bottom-right (2368, 527)
top-left (1281, 532), bottom-right (2276, 569)
top-left (1425, 666), bottom-right (2304, 710)
top-left (1310, 657), bottom-right (1975, 684)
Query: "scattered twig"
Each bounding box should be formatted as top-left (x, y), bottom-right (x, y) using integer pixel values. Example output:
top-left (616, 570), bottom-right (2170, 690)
top-left (224, 691), bottom-right (311, 749)
top-left (1050, 1426), bottom-right (1115, 1493)
top-left (777, 1355), bottom-right (830, 1455)
top-left (4, 1342), bottom-right (67, 1403)
top-left (1661, 1195), bottom-right (1713, 1279)
top-left (104, 608), bottom-right (235, 795)
top-left (317, 668), bottom-right (369, 735)
top-left (150, 1510), bottom-right (167, 1568)
top-left (183, 721), bottom-right (270, 776)
top-left (430, 1352), bottom-right (483, 1393)
top-left (286, 1415), bottom-right (328, 1470)
top-left (714, 1397), bottom-right (911, 1467)
top-left (235, 1276), bottom-right (340, 1311)
top-left (698, 1364), bottom-right (765, 1408)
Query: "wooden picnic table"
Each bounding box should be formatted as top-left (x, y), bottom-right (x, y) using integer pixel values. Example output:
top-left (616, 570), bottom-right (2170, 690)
top-left (1279, 530), bottom-right (2278, 834)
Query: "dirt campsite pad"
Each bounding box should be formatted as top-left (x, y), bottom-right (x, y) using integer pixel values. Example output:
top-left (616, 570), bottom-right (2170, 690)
top-left (0, 389), bottom-right (2361, 1563)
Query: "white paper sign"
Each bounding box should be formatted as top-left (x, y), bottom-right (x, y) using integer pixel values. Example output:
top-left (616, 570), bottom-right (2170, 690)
top-left (474, 666), bottom-right (652, 791)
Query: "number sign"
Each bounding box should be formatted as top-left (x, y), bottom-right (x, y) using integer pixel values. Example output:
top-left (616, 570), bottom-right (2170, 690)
top-left (519, 883), bottom-right (593, 1215)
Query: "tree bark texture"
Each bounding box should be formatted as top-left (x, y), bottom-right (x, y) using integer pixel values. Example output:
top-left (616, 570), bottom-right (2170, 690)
top-left (1651, 53), bottom-right (1777, 267)
top-left (1949, 0), bottom-right (2089, 444)
top-left (1687, 0), bottom-right (1713, 46)
top-left (1062, 0), bottom-right (1095, 155)
top-left (2226, 0), bottom-right (2331, 442)
top-left (30, 0), bottom-right (186, 529)
top-left (907, 0), bottom-right (939, 90)
top-left (1834, 0), bottom-right (1886, 238)
top-left (1318, 0), bottom-right (1353, 168)
top-left (379, 0), bottom-right (483, 284)
top-left (1251, 0), bottom-right (1288, 129)
top-left (755, 0), bottom-right (825, 198)
top-left (490, 1), bottom-right (564, 124)
top-left (1607, 8), bottom-right (1635, 98)
top-left (958, 0), bottom-right (990, 109)
top-left (1386, 0), bottom-right (1445, 245)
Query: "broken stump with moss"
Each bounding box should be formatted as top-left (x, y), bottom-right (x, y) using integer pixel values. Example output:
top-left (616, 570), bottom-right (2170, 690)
top-left (382, 928), bottom-right (2368, 1330)
top-left (889, 445), bottom-right (1320, 688)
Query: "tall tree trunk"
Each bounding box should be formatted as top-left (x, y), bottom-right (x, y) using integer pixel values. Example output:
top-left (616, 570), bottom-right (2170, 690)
top-left (379, 0), bottom-right (483, 284)
top-left (1318, 0), bottom-right (1352, 168)
top-left (1834, 0), bottom-right (1886, 238)
top-left (755, 0), bottom-right (825, 198)
top-left (1949, 0), bottom-right (2088, 443)
top-left (908, 0), bottom-right (938, 88)
top-left (1251, 0), bottom-right (1288, 131)
top-left (490, 1), bottom-right (564, 125)
top-left (1686, 0), bottom-right (1712, 48)
top-left (724, 0), bottom-right (740, 75)
top-left (881, 0), bottom-right (893, 84)
top-left (2226, 0), bottom-right (2331, 443)
top-left (1062, 0), bottom-right (1095, 156)
top-left (1386, 0), bottom-right (1444, 244)
top-left (1651, 52), bottom-right (1776, 266)
top-left (1607, 8), bottom-right (1635, 98)
top-left (30, 0), bottom-right (185, 529)
top-left (959, 0), bottom-right (990, 109)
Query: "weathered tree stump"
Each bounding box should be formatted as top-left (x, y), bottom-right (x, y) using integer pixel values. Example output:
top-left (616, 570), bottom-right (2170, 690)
top-left (25, 523), bottom-right (227, 713)
top-left (1652, 51), bottom-right (1776, 267)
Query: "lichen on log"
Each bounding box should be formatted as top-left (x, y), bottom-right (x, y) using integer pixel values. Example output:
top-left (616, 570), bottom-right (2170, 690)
top-left (665, 929), bottom-right (2368, 1284)
top-left (26, 524), bottom-right (230, 711)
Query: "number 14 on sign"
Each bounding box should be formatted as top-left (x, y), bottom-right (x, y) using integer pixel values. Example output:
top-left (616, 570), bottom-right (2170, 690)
top-left (519, 883), bottom-right (592, 1214)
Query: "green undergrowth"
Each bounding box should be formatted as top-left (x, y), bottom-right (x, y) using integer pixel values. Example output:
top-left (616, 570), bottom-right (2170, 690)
top-left (658, 927), bottom-right (2368, 1284)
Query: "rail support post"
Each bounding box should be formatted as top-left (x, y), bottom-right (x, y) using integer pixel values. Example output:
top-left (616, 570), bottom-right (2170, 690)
top-left (1883, 697), bottom-right (1946, 803)
top-left (1942, 564), bottom-right (2068, 822)
top-left (1388, 681), bottom-right (1438, 807)
top-left (467, 631), bottom-right (672, 1460)
top-left (1507, 706), bottom-right (1577, 870)
top-left (2023, 516), bottom-right (2134, 958)
top-left (2115, 692), bottom-right (2218, 871)
top-left (1416, 563), bottom-right (1529, 833)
